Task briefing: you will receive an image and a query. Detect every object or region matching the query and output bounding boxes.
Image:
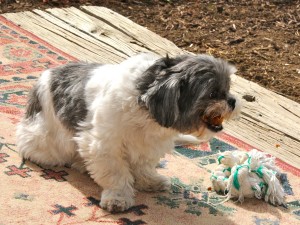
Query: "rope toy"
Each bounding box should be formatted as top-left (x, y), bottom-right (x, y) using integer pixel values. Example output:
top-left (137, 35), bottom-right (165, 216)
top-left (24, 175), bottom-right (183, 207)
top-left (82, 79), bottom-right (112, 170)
top-left (211, 149), bottom-right (286, 206)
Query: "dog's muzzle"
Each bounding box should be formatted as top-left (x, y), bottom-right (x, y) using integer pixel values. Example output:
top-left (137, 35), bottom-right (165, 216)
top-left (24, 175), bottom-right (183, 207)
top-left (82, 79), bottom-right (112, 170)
top-left (203, 97), bottom-right (237, 133)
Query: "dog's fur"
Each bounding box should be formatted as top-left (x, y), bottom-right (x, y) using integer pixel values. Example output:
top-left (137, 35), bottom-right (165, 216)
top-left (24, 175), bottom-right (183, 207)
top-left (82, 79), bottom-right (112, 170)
top-left (17, 53), bottom-right (240, 212)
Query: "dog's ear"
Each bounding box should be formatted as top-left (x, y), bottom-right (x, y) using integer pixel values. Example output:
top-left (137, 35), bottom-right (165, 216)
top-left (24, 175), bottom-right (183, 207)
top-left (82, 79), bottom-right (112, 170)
top-left (137, 55), bottom-right (184, 128)
top-left (142, 75), bottom-right (181, 128)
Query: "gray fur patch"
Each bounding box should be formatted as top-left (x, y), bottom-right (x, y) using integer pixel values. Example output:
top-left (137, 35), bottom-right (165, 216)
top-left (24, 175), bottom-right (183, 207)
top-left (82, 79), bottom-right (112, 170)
top-left (50, 62), bottom-right (101, 131)
top-left (25, 86), bottom-right (42, 119)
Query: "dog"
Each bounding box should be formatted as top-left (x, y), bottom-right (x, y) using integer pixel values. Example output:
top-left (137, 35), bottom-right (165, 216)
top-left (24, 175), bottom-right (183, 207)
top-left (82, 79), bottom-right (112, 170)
top-left (16, 52), bottom-right (240, 212)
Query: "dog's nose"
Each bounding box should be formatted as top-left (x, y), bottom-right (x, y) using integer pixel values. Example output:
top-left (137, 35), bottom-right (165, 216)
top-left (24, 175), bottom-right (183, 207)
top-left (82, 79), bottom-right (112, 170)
top-left (228, 98), bottom-right (236, 109)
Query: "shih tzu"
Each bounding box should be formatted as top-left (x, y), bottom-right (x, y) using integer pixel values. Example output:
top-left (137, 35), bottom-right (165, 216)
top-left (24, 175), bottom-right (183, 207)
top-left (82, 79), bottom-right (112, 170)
top-left (17, 53), bottom-right (240, 212)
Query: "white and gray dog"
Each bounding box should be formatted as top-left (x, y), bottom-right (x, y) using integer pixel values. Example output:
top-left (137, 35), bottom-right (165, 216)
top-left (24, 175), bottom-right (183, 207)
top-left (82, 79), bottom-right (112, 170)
top-left (17, 53), bottom-right (240, 212)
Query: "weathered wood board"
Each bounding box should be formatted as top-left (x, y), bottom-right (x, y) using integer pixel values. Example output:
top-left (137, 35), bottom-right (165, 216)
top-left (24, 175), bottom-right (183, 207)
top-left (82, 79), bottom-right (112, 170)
top-left (3, 6), bottom-right (300, 168)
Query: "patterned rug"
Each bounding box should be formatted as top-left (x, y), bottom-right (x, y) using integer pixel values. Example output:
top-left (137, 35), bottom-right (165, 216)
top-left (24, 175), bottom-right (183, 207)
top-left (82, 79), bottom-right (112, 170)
top-left (1, 15), bottom-right (300, 225)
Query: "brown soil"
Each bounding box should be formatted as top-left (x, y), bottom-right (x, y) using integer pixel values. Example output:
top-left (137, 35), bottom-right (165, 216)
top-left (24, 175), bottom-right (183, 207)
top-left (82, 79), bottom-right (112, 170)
top-left (1, 0), bottom-right (299, 103)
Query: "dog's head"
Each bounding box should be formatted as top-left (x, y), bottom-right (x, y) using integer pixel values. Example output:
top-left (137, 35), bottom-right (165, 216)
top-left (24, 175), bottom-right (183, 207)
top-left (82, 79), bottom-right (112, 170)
top-left (136, 54), bottom-right (240, 138)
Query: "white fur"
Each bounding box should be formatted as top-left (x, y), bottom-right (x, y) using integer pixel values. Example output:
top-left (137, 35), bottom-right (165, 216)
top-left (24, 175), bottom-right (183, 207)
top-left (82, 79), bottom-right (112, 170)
top-left (17, 53), bottom-right (240, 212)
top-left (17, 53), bottom-right (177, 212)
top-left (17, 70), bottom-right (77, 166)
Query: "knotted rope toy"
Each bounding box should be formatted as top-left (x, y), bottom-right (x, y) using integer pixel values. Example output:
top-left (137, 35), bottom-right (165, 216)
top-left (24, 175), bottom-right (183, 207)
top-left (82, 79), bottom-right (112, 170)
top-left (210, 149), bottom-right (286, 206)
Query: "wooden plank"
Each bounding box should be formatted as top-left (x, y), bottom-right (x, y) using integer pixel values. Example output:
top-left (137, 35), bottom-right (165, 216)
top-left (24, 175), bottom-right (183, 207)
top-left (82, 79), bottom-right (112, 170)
top-left (2, 7), bottom-right (299, 168)
top-left (80, 6), bottom-right (184, 56)
top-left (5, 12), bottom-right (125, 63)
top-left (3, 11), bottom-right (127, 63)
top-left (225, 75), bottom-right (300, 168)
top-left (225, 116), bottom-right (300, 167)
top-left (36, 8), bottom-right (147, 56)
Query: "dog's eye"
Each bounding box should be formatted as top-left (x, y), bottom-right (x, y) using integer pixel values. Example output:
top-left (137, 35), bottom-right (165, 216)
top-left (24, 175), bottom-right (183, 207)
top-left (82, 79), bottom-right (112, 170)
top-left (210, 92), bottom-right (217, 98)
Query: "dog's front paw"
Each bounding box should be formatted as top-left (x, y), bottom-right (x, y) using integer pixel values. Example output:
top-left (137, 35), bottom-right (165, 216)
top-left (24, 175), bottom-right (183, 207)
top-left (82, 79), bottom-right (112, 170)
top-left (135, 175), bottom-right (171, 192)
top-left (100, 189), bottom-right (134, 212)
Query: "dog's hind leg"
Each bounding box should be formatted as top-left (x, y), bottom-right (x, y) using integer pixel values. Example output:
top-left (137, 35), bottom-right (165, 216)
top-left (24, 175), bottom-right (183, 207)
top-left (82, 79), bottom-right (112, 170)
top-left (70, 153), bottom-right (87, 173)
top-left (16, 113), bottom-right (77, 167)
top-left (134, 170), bottom-right (170, 192)
top-left (132, 160), bottom-right (171, 192)
top-left (17, 70), bottom-right (77, 167)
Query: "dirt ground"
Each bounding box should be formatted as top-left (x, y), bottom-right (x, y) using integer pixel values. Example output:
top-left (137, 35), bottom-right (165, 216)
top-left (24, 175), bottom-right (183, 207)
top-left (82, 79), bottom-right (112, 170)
top-left (1, 0), bottom-right (299, 103)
